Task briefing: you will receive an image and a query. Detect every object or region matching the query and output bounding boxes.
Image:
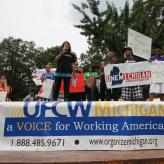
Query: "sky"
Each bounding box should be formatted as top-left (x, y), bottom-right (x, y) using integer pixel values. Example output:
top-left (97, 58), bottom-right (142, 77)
top-left (0, 0), bottom-right (133, 56)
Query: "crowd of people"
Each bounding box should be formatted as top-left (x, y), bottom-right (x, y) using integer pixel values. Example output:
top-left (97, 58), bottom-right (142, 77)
top-left (0, 41), bottom-right (163, 102)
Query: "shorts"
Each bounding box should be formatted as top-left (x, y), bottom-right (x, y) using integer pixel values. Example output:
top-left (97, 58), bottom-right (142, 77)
top-left (121, 86), bottom-right (143, 101)
top-left (149, 83), bottom-right (164, 94)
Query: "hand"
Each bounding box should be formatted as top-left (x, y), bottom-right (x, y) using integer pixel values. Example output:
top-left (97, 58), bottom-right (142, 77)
top-left (72, 73), bottom-right (76, 79)
top-left (60, 50), bottom-right (66, 56)
top-left (2, 79), bottom-right (7, 85)
top-left (41, 76), bottom-right (46, 82)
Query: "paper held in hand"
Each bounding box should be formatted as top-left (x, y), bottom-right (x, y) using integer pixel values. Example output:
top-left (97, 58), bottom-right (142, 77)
top-left (0, 91), bottom-right (7, 102)
top-left (85, 75), bottom-right (96, 90)
top-left (38, 79), bottom-right (54, 99)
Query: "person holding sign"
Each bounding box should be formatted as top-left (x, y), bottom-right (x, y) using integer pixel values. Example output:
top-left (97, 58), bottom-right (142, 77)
top-left (99, 51), bottom-right (121, 101)
top-left (53, 41), bottom-right (77, 101)
top-left (84, 66), bottom-right (99, 101)
top-left (39, 63), bottom-right (55, 101)
top-left (0, 74), bottom-right (12, 101)
top-left (121, 47), bottom-right (143, 101)
top-left (41, 63), bottom-right (55, 82)
top-left (149, 46), bottom-right (164, 101)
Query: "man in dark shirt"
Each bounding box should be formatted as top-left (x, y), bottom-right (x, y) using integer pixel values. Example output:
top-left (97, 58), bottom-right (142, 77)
top-left (100, 51), bottom-right (121, 101)
top-left (121, 47), bottom-right (143, 101)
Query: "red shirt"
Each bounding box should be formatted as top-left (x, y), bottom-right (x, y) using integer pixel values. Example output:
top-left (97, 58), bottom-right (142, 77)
top-left (0, 83), bottom-right (12, 93)
top-left (0, 83), bottom-right (4, 91)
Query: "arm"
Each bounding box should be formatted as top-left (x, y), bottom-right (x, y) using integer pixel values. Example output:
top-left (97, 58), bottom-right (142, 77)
top-left (23, 95), bottom-right (30, 101)
top-left (2, 80), bottom-right (10, 94)
top-left (40, 72), bottom-right (47, 83)
top-left (97, 62), bottom-right (105, 78)
top-left (41, 75), bottom-right (46, 83)
top-left (54, 51), bottom-right (65, 61)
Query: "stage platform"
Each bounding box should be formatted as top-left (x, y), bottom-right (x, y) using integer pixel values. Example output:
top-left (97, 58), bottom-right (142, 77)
top-left (0, 150), bottom-right (164, 164)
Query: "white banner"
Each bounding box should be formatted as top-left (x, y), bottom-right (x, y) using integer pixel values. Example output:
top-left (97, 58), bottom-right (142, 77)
top-left (0, 101), bottom-right (164, 151)
top-left (151, 61), bottom-right (164, 83)
top-left (128, 28), bottom-right (152, 60)
top-left (104, 61), bottom-right (151, 88)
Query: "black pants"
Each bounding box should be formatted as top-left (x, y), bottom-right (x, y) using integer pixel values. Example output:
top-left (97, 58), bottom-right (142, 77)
top-left (106, 88), bottom-right (121, 101)
top-left (100, 76), bottom-right (106, 101)
top-left (86, 86), bottom-right (99, 101)
top-left (100, 76), bottom-right (121, 101)
top-left (53, 77), bottom-right (71, 101)
top-left (69, 92), bottom-right (86, 101)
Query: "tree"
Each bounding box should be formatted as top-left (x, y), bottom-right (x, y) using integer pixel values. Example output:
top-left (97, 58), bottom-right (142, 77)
top-left (35, 46), bottom-right (61, 69)
top-left (130, 0), bottom-right (164, 46)
top-left (73, 0), bottom-right (164, 65)
top-left (0, 37), bottom-right (43, 100)
top-left (0, 37), bottom-right (67, 100)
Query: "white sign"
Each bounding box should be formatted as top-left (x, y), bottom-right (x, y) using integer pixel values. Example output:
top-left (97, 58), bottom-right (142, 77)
top-left (38, 79), bottom-right (54, 99)
top-left (128, 28), bottom-right (152, 60)
top-left (151, 61), bottom-right (164, 83)
top-left (0, 91), bottom-right (7, 102)
top-left (33, 68), bottom-right (56, 86)
top-left (104, 61), bottom-right (151, 88)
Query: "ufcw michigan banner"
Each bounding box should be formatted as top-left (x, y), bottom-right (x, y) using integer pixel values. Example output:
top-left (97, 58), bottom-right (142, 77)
top-left (0, 101), bottom-right (164, 151)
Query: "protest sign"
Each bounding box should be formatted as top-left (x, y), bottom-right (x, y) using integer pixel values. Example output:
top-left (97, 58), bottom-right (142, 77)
top-left (38, 79), bottom-right (54, 99)
top-left (151, 61), bottom-right (164, 83)
top-left (128, 28), bottom-right (152, 60)
top-left (104, 61), bottom-right (151, 88)
top-left (33, 68), bottom-right (56, 86)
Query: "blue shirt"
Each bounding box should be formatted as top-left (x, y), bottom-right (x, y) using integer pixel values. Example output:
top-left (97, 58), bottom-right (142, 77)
top-left (41, 72), bottom-right (55, 80)
top-left (150, 55), bottom-right (164, 61)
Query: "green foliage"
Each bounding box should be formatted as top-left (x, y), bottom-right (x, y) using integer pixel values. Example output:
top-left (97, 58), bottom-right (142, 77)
top-left (73, 0), bottom-right (164, 66)
top-left (36, 46), bottom-right (61, 69)
top-left (0, 37), bottom-right (60, 100)
top-left (0, 37), bottom-right (41, 100)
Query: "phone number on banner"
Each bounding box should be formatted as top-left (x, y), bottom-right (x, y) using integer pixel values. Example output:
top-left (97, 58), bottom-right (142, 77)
top-left (10, 138), bottom-right (65, 148)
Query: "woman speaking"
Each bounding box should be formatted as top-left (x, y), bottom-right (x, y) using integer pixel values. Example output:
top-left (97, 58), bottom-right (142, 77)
top-left (53, 41), bottom-right (77, 101)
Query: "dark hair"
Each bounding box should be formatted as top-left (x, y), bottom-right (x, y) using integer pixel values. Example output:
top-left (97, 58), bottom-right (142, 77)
top-left (0, 74), bottom-right (8, 80)
top-left (153, 44), bottom-right (162, 49)
top-left (122, 47), bottom-right (133, 53)
top-left (61, 41), bottom-right (71, 52)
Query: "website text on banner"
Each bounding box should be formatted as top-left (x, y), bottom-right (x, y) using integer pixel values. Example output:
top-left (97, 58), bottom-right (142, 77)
top-left (1, 101), bottom-right (164, 151)
top-left (128, 28), bottom-right (152, 60)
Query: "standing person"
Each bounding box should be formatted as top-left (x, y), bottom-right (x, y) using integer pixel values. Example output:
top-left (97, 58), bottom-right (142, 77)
top-left (99, 51), bottom-right (121, 101)
top-left (0, 74), bottom-right (12, 101)
top-left (23, 89), bottom-right (35, 102)
top-left (149, 46), bottom-right (164, 101)
top-left (69, 62), bottom-right (85, 101)
top-left (99, 62), bottom-right (106, 101)
top-left (40, 63), bottom-right (55, 101)
top-left (121, 47), bottom-right (143, 101)
top-left (84, 66), bottom-right (99, 101)
top-left (53, 41), bottom-right (77, 101)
